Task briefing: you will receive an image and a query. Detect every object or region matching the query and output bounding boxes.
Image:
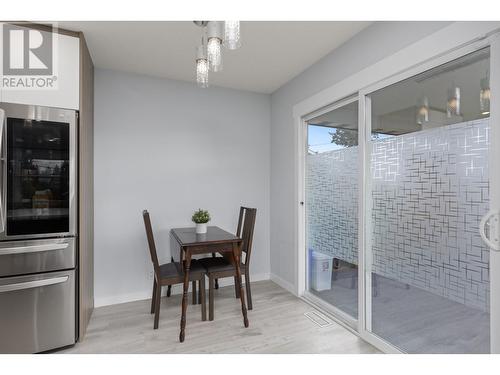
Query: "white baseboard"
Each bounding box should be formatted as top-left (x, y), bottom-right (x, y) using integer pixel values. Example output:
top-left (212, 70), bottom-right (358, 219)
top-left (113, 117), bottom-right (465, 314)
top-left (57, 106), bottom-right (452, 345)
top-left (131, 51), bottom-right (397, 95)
top-left (270, 273), bottom-right (296, 296)
top-left (95, 291), bottom-right (153, 308)
top-left (95, 272), bottom-right (270, 308)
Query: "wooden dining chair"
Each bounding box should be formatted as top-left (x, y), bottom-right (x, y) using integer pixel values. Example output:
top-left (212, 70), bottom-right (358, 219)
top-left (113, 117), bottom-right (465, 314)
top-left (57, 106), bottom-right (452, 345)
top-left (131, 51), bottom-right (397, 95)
top-left (199, 207), bottom-right (257, 320)
top-left (142, 210), bottom-right (207, 329)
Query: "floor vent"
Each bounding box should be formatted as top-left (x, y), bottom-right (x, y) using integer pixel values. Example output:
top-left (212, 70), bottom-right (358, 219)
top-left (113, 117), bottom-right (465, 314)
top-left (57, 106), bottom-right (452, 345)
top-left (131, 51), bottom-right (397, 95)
top-left (304, 310), bottom-right (334, 328)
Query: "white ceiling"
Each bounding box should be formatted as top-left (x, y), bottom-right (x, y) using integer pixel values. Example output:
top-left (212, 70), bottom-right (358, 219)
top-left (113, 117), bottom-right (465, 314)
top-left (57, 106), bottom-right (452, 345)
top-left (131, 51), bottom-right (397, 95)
top-left (58, 21), bottom-right (371, 93)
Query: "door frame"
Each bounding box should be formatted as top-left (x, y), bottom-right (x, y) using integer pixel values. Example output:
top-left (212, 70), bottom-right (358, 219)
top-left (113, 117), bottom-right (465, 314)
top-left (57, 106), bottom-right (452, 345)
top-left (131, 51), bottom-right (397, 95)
top-left (294, 23), bottom-right (500, 354)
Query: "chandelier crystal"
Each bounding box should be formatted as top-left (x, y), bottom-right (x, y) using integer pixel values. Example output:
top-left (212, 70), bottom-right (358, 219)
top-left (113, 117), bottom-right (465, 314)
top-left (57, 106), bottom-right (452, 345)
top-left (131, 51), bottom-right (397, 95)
top-left (207, 21), bottom-right (223, 72)
top-left (447, 86), bottom-right (461, 118)
top-left (224, 21), bottom-right (241, 50)
top-left (196, 44), bottom-right (209, 88)
top-left (416, 96), bottom-right (429, 125)
top-left (480, 74), bottom-right (490, 115)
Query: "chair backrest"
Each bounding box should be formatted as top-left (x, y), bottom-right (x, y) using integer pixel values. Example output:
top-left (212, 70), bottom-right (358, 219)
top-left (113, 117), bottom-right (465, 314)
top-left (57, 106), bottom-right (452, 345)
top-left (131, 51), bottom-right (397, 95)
top-left (142, 210), bottom-right (160, 277)
top-left (236, 206), bottom-right (257, 266)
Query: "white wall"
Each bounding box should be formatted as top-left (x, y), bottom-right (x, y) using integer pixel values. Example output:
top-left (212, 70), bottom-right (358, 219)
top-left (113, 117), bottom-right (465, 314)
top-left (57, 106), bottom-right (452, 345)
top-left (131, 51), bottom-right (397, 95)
top-left (94, 69), bottom-right (271, 307)
top-left (269, 21), bottom-right (454, 292)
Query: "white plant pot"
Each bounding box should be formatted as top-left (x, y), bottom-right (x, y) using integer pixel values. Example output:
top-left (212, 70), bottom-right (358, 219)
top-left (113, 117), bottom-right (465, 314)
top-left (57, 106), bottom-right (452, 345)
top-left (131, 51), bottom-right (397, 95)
top-left (195, 223), bottom-right (207, 234)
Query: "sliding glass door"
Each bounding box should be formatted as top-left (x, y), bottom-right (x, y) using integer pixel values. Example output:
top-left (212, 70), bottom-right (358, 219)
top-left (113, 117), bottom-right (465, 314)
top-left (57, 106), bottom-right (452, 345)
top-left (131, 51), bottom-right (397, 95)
top-left (302, 39), bottom-right (500, 353)
top-left (305, 99), bottom-right (359, 323)
top-left (364, 48), bottom-right (492, 353)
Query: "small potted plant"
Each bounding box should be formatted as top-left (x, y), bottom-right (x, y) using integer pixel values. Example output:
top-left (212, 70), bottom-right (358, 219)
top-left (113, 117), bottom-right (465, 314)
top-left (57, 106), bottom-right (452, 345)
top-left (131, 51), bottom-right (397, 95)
top-left (192, 209), bottom-right (210, 234)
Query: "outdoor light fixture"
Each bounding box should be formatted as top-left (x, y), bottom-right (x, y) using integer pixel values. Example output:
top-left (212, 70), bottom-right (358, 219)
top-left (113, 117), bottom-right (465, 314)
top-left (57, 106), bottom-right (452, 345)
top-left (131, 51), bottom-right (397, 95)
top-left (207, 21), bottom-right (223, 72)
top-left (224, 21), bottom-right (241, 50)
top-left (416, 96), bottom-right (429, 125)
top-left (196, 40), bottom-right (209, 88)
top-left (480, 72), bottom-right (490, 115)
top-left (447, 86), bottom-right (461, 118)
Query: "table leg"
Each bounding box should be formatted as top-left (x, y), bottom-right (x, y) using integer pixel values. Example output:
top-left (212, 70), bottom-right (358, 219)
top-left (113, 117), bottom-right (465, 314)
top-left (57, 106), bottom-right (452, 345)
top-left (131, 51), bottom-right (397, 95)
top-left (179, 249), bottom-right (192, 342)
top-left (233, 242), bottom-right (249, 328)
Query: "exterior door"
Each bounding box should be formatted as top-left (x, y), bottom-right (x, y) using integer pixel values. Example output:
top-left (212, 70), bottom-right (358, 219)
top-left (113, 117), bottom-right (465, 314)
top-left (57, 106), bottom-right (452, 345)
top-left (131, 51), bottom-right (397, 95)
top-left (304, 98), bottom-right (359, 325)
top-left (362, 46), bottom-right (497, 353)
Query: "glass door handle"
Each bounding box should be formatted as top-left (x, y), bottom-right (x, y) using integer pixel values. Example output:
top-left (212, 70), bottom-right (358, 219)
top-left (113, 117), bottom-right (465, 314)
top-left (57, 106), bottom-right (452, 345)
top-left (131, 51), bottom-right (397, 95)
top-left (480, 209), bottom-right (500, 251)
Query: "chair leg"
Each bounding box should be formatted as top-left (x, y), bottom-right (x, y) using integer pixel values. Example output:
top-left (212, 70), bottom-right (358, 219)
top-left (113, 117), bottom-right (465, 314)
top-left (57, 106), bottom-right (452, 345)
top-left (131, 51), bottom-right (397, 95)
top-left (209, 276), bottom-right (215, 321)
top-left (198, 279), bottom-right (202, 305)
top-left (150, 279), bottom-right (157, 314)
top-left (211, 253), bottom-right (219, 290)
top-left (192, 280), bottom-right (197, 305)
top-left (200, 277), bottom-right (206, 321)
top-left (153, 283), bottom-right (162, 329)
top-left (167, 285), bottom-right (171, 297)
top-left (245, 273), bottom-right (253, 310)
top-left (234, 275), bottom-right (240, 298)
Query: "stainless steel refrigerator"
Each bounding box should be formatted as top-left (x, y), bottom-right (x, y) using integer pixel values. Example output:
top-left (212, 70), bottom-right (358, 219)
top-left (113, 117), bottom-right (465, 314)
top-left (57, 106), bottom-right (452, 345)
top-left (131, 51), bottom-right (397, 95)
top-left (0, 103), bottom-right (77, 353)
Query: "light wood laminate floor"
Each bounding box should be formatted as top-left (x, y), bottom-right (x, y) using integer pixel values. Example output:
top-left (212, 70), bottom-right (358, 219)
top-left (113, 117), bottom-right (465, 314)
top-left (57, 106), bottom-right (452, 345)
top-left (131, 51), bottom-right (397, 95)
top-left (62, 280), bottom-right (378, 354)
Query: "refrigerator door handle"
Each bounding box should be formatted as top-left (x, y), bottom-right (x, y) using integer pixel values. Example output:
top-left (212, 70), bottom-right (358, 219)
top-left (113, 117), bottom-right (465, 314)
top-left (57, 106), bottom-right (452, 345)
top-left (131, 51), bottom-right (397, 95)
top-left (0, 276), bottom-right (69, 293)
top-left (0, 242), bottom-right (69, 256)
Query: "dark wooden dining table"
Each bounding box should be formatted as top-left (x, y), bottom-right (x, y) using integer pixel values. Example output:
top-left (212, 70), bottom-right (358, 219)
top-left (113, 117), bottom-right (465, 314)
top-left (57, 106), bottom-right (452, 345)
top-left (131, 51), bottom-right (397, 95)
top-left (170, 226), bottom-right (249, 342)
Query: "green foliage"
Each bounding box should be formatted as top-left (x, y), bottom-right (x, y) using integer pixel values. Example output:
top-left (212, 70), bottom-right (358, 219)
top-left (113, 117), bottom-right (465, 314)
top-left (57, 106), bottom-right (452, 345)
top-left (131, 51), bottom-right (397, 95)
top-left (329, 128), bottom-right (358, 147)
top-left (329, 128), bottom-right (380, 147)
top-left (192, 209), bottom-right (211, 224)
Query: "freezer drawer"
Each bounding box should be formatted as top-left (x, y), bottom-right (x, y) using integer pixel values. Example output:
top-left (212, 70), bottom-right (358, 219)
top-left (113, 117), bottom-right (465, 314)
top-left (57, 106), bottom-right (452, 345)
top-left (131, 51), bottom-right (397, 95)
top-left (0, 270), bottom-right (75, 353)
top-left (0, 238), bottom-right (75, 277)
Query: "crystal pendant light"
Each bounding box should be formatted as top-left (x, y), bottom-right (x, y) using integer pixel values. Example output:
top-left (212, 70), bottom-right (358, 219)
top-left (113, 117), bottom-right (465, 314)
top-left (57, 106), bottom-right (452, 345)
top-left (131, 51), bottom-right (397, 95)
top-left (480, 72), bottom-right (490, 115)
top-left (207, 21), bottom-right (223, 72)
top-left (447, 86), bottom-right (461, 118)
top-left (224, 21), bottom-right (241, 50)
top-left (416, 96), bottom-right (429, 125)
top-left (196, 39), bottom-right (209, 88)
